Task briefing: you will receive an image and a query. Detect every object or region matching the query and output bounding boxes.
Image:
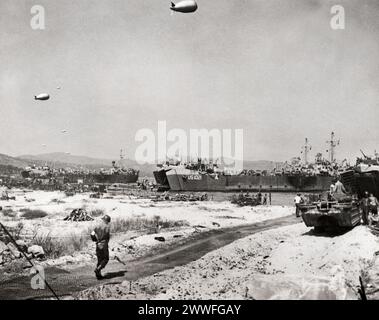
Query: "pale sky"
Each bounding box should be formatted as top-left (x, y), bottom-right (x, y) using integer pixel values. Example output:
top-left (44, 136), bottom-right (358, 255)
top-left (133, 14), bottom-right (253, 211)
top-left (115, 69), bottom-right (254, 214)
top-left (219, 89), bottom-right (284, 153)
top-left (0, 0), bottom-right (378, 163)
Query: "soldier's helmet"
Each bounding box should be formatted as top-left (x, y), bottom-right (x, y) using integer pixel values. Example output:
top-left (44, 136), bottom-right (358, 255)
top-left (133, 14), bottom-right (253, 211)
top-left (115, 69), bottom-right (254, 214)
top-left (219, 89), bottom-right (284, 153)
top-left (102, 215), bottom-right (111, 223)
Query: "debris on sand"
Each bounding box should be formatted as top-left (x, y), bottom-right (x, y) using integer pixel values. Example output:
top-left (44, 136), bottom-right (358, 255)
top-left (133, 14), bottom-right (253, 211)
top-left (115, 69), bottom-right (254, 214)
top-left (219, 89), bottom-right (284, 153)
top-left (90, 193), bottom-right (101, 199)
top-left (0, 241), bottom-right (8, 255)
top-left (0, 241), bottom-right (45, 266)
top-left (27, 245), bottom-right (45, 259)
top-left (15, 240), bottom-right (28, 252)
top-left (64, 209), bottom-right (94, 222)
top-left (231, 193), bottom-right (261, 207)
top-left (7, 242), bottom-right (21, 258)
top-left (152, 193), bottom-right (209, 202)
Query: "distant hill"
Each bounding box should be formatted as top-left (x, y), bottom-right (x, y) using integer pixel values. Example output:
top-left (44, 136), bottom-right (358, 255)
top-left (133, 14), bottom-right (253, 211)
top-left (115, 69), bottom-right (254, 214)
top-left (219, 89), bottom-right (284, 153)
top-left (0, 153), bottom-right (31, 168)
top-left (18, 153), bottom-right (113, 168)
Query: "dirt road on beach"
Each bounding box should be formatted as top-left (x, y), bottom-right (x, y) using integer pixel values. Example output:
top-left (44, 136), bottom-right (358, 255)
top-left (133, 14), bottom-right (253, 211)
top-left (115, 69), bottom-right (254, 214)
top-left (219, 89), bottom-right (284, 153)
top-left (0, 215), bottom-right (298, 300)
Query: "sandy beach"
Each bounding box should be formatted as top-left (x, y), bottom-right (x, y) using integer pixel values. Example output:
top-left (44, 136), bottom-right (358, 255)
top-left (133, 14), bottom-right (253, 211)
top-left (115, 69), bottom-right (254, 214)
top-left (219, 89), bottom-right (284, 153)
top-left (1, 190), bottom-right (379, 300)
top-left (0, 190), bottom-right (291, 273)
top-left (75, 223), bottom-right (378, 300)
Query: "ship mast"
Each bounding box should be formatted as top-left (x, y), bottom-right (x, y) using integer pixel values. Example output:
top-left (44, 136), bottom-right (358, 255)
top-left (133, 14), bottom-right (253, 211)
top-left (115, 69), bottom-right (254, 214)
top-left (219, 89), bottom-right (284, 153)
top-left (301, 138), bottom-right (312, 164)
top-left (326, 132), bottom-right (340, 163)
top-left (118, 149), bottom-right (125, 168)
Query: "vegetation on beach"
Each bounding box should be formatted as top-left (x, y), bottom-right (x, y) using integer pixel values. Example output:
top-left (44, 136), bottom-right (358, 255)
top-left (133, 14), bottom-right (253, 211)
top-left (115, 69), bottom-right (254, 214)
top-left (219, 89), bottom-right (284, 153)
top-left (20, 209), bottom-right (48, 220)
top-left (30, 215), bottom-right (189, 259)
top-left (1, 208), bottom-right (17, 218)
top-left (89, 208), bottom-right (105, 217)
top-left (111, 215), bottom-right (189, 234)
top-left (31, 232), bottom-right (88, 258)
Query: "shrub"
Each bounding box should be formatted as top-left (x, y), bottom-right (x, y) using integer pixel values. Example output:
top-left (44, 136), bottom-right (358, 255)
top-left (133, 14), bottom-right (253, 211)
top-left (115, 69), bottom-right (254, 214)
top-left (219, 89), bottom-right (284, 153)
top-left (110, 216), bottom-right (189, 234)
top-left (32, 233), bottom-right (66, 258)
top-left (2, 208), bottom-right (17, 218)
top-left (31, 232), bottom-right (90, 259)
top-left (0, 222), bottom-right (24, 243)
top-left (50, 198), bottom-right (66, 204)
top-left (68, 233), bottom-right (88, 252)
top-left (90, 208), bottom-right (105, 217)
top-left (21, 209), bottom-right (48, 220)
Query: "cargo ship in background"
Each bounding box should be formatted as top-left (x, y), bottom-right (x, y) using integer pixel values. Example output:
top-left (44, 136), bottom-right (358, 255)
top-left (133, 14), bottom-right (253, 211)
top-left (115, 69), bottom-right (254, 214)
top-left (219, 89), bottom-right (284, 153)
top-left (154, 133), bottom-right (346, 192)
top-left (21, 150), bottom-right (139, 184)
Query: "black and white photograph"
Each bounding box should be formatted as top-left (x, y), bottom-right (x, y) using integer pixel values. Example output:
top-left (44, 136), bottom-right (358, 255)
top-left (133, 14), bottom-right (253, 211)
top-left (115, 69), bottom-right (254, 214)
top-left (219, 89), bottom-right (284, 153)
top-left (0, 0), bottom-right (379, 307)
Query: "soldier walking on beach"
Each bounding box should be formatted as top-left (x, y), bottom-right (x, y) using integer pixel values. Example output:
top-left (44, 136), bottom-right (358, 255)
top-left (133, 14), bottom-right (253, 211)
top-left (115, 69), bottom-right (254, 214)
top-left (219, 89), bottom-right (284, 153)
top-left (368, 193), bottom-right (379, 226)
top-left (91, 215), bottom-right (111, 280)
top-left (262, 194), bottom-right (267, 205)
top-left (294, 193), bottom-right (302, 218)
top-left (361, 191), bottom-right (370, 225)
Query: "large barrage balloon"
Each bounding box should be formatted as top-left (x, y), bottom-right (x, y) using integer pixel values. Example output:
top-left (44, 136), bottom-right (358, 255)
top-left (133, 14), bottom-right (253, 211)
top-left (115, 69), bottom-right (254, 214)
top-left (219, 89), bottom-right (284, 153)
top-left (61, 130), bottom-right (67, 133)
top-left (34, 93), bottom-right (50, 101)
top-left (170, 0), bottom-right (198, 13)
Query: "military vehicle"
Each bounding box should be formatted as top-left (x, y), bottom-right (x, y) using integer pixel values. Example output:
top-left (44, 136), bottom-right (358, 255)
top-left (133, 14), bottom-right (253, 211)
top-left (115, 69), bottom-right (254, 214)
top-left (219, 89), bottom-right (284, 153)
top-left (300, 193), bottom-right (361, 232)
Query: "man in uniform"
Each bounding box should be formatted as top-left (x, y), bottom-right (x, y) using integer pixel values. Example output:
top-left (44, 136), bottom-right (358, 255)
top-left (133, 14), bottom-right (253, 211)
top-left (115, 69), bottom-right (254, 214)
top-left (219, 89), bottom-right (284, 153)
top-left (257, 191), bottom-right (262, 204)
top-left (331, 177), bottom-right (348, 202)
top-left (333, 178), bottom-right (347, 195)
top-left (262, 194), bottom-right (268, 205)
top-left (294, 193), bottom-right (302, 217)
top-left (91, 215), bottom-right (111, 280)
top-left (329, 181), bottom-right (336, 194)
top-left (369, 193), bottom-right (379, 226)
top-left (361, 191), bottom-right (370, 225)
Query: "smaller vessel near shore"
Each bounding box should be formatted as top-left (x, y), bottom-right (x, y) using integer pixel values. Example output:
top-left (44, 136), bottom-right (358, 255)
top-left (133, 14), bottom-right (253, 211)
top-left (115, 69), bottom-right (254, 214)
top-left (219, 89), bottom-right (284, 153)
top-left (21, 150), bottom-right (139, 185)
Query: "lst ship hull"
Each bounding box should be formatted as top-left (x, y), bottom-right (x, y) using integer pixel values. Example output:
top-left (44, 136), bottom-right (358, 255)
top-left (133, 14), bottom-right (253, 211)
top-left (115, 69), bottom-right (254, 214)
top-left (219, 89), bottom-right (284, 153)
top-left (165, 172), bottom-right (332, 192)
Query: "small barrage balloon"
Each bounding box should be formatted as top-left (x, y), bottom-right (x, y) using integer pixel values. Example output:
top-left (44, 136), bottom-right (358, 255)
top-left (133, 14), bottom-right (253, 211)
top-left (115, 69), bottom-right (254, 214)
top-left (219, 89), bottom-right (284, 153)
top-left (34, 93), bottom-right (50, 101)
top-left (170, 0), bottom-right (198, 13)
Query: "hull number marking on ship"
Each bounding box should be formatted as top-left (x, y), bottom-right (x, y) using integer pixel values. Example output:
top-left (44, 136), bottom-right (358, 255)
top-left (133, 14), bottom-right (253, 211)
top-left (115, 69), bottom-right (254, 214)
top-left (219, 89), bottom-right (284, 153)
top-left (188, 175), bottom-right (202, 180)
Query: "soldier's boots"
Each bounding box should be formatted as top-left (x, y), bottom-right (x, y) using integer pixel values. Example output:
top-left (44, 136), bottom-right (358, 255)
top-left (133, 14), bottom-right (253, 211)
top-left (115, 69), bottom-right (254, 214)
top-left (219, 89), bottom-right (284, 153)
top-left (94, 268), bottom-right (103, 280)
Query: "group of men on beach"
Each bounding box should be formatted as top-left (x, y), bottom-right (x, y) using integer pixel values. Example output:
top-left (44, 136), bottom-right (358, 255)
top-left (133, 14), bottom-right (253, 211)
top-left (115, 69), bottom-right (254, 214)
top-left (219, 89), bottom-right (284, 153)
top-left (361, 191), bottom-right (379, 226)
